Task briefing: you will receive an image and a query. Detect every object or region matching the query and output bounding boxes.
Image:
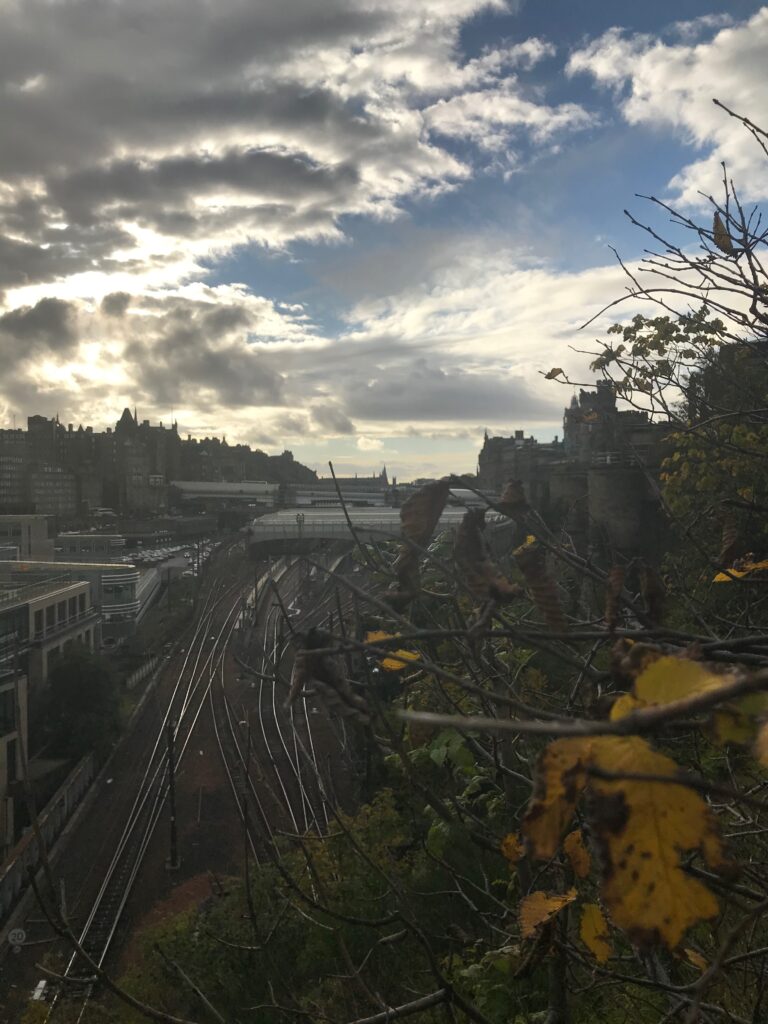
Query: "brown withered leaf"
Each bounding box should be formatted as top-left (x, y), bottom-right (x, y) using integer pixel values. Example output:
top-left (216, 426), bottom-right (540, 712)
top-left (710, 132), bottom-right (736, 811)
top-left (287, 647), bottom-right (311, 706)
top-left (545, 367), bottom-right (564, 379)
top-left (514, 537), bottom-right (567, 632)
top-left (638, 562), bottom-right (665, 625)
top-left (713, 211), bottom-right (735, 255)
top-left (605, 565), bottom-right (625, 633)
top-left (497, 478), bottom-right (529, 518)
top-left (400, 478), bottom-right (451, 548)
top-left (520, 888), bottom-right (577, 939)
top-left (383, 587), bottom-right (420, 612)
top-left (455, 509), bottom-right (522, 603)
top-left (392, 479), bottom-right (451, 604)
top-left (287, 628), bottom-right (370, 724)
top-left (610, 639), bottom-right (664, 686)
top-left (684, 947), bottom-right (708, 972)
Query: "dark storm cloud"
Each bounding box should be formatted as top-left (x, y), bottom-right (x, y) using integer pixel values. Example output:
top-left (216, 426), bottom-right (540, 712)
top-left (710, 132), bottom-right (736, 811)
top-left (202, 306), bottom-right (252, 336)
top-left (0, 0), bottom-right (484, 292)
top-left (49, 150), bottom-right (360, 226)
top-left (311, 404), bottom-right (356, 434)
top-left (0, 235), bottom-right (89, 290)
top-left (0, 298), bottom-right (77, 352)
top-left (0, 213), bottom-right (142, 291)
top-left (101, 292), bottom-right (132, 317)
top-left (122, 301), bottom-right (285, 410)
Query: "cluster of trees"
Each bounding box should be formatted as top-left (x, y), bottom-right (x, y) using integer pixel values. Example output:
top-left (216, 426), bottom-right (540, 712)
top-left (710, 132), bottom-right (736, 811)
top-left (44, 646), bottom-right (121, 760)
top-left (28, 106), bottom-right (768, 1024)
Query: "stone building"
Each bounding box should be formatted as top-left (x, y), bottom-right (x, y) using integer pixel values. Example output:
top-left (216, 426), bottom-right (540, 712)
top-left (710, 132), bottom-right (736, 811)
top-left (478, 384), bottom-right (670, 560)
top-left (0, 602), bottom-right (28, 854)
top-left (0, 516), bottom-right (55, 561)
top-left (1, 409), bottom-right (316, 518)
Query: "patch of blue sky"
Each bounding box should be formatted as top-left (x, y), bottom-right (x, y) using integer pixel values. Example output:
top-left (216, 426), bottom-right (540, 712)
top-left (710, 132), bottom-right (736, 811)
top-left (202, 245), bottom-right (349, 339)
top-left (458, 0), bottom-right (759, 59)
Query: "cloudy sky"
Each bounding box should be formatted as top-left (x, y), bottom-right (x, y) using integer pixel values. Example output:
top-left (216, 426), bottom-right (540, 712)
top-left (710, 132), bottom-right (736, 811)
top-left (1, 0), bottom-right (767, 480)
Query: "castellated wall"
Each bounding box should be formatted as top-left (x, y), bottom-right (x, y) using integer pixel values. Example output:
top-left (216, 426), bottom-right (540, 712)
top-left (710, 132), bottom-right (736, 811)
top-left (548, 467), bottom-right (588, 546)
top-left (586, 465), bottom-right (665, 560)
top-left (478, 385), bottom-right (671, 564)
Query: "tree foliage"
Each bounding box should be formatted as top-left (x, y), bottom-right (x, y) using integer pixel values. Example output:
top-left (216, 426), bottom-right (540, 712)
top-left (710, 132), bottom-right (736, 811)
top-left (46, 644), bottom-right (121, 759)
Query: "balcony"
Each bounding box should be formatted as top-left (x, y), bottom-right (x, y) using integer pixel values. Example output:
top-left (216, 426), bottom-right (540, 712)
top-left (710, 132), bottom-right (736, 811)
top-left (32, 608), bottom-right (99, 644)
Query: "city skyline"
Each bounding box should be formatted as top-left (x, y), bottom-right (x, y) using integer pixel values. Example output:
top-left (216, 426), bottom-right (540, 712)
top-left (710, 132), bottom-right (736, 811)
top-left (1, 1), bottom-right (766, 480)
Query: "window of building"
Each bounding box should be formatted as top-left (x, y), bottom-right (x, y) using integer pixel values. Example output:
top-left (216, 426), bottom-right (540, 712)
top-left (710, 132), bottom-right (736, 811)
top-left (34, 609), bottom-right (43, 637)
top-left (78, 593), bottom-right (85, 614)
top-left (69, 597), bottom-right (77, 618)
top-left (45, 605), bottom-right (55, 629)
top-left (57, 601), bottom-right (67, 624)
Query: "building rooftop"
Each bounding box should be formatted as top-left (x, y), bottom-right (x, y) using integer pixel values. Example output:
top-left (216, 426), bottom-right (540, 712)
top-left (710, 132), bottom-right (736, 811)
top-left (0, 568), bottom-right (88, 611)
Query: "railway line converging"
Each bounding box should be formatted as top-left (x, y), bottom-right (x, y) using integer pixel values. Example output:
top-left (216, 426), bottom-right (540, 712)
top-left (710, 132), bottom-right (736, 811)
top-left (34, 541), bottom-right (361, 1022)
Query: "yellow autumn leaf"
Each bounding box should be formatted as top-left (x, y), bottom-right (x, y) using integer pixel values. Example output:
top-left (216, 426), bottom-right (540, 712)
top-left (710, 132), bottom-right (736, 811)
top-left (501, 833), bottom-right (524, 865)
top-left (580, 903), bottom-right (612, 964)
top-left (633, 656), bottom-right (730, 705)
top-left (710, 692), bottom-right (768, 747)
top-left (611, 656), bottom-right (737, 728)
top-left (713, 558), bottom-right (768, 582)
top-left (589, 736), bottom-right (728, 950)
top-left (365, 630), bottom-right (393, 644)
top-left (519, 888), bottom-right (577, 939)
top-left (684, 947), bottom-right (708, 972)
top-left (610, 692), bottom-right (645, 721)
top-left (523, 738), bottom-right (590, 858)
top-left (364, 631), bottom-right (419, 672)
top-left (618, 657), bottom-right (766, 752)
top-left (381, 651), bottom-right (419, 671)
top-left (563, 829), bottom-right (591, 878)
top-left (512, 534), bottom-right (537, 555)
top-left (524, 734), bottom-right (730, 950)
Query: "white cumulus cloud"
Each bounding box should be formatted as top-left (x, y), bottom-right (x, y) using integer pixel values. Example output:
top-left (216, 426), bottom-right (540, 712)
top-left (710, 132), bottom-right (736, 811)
top-left (568, 7), bottom-right (768, 205)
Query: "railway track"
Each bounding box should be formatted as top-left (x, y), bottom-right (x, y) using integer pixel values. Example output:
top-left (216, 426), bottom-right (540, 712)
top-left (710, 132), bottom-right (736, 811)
top-left (46, 543), bottom-right (251, 1019)
top-left (210, 552), bottom-right (354, 863)
top-left (46, 544), bottom-right (360, 1019)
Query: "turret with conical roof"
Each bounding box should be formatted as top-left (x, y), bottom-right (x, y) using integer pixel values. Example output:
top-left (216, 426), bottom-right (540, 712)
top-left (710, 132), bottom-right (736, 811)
top-left (116, 407), bottom-right (137, 434)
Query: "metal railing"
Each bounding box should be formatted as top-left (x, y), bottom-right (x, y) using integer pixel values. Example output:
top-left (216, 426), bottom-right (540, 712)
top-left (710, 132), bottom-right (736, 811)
top-left (0, 575), bottom-right (80, 611)
top-left (32, 607), bottom-right (99, 643)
